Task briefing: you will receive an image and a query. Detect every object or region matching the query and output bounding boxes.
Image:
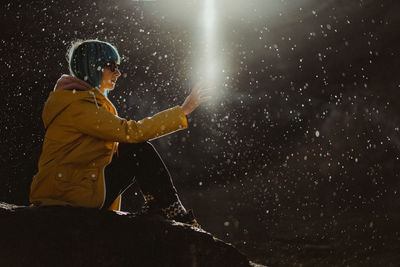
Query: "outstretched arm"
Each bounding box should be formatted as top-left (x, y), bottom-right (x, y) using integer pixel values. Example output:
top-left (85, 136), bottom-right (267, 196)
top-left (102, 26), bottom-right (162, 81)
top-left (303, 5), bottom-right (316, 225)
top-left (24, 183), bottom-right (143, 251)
top-left (63, 81), bottom-right (211, 143)
top-left (65, 100), bottom-right (188, 143)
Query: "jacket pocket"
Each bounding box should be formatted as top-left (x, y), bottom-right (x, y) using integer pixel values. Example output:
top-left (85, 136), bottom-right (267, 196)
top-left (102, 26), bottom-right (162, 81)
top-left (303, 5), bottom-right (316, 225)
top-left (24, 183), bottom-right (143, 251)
top-left (55, 168), bottom-right (99, 184)
top-left (80, 168), bottom-right (99, 182)
top-left (54, 168), bottom-right (73, 182)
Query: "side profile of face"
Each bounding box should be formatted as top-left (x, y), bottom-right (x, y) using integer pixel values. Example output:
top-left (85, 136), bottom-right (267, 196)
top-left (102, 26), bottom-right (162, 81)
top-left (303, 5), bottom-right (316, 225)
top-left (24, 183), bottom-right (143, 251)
top-left (99, 62), bottom-right (121, 93)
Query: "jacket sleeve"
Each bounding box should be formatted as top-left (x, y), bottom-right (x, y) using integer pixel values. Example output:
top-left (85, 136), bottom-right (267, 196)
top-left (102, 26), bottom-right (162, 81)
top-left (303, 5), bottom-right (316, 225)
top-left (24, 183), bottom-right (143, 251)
top-left (66, 99), bottom-right (188, 143)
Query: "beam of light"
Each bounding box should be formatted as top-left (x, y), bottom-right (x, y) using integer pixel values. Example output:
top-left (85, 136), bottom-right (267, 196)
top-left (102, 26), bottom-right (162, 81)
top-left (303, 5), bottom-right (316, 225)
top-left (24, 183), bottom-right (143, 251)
top-left (191, 0), bottom-right (222, 100)
top-left (203, 0), bottom-right (217, 86)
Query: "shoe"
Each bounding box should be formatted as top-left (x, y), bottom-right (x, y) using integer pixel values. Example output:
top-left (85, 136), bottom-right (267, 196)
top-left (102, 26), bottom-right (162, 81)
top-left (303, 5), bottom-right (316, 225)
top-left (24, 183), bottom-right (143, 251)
top-left (141, 200), bottom-right (201, 229)
top-left (139, 200), bottom-right (163, 216)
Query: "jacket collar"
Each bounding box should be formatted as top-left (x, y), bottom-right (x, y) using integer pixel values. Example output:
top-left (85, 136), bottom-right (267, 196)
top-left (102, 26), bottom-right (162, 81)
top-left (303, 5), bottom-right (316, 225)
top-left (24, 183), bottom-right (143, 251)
top-left (53, 75), bottom-right (114, 107)
top-left (54, 75), bottom-right (93, 92)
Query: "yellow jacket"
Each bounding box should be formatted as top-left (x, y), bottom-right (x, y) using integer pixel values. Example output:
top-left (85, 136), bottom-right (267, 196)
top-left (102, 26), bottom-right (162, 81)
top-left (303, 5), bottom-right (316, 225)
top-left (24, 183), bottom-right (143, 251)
top-left (29, 75), bottom-right (188, 210)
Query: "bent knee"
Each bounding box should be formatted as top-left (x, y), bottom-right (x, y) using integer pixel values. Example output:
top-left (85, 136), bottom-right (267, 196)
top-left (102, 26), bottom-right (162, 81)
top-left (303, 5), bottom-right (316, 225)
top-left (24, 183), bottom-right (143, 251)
top-left (135, 141), bottom-right (156, 154)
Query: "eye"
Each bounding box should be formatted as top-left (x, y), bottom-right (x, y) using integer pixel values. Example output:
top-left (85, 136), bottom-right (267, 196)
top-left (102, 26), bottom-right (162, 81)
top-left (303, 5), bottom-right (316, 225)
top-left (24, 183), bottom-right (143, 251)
top-left (106, 62), bottom-right (118, 72)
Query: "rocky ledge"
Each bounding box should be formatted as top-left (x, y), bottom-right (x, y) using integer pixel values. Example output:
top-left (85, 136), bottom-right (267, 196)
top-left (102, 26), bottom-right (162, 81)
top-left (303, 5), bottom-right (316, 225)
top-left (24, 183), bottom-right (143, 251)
top-left (0, 202), bottom-right (255, 267)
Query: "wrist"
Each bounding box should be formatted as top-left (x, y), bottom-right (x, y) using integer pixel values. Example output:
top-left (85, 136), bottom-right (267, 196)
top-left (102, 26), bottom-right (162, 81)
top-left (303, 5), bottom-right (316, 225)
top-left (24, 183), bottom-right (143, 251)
top-left (181, 105), bottom-right (189, 115)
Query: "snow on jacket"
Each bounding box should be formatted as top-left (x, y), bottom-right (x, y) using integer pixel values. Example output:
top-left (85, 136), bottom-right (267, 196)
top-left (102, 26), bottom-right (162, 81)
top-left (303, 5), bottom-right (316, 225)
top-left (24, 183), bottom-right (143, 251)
top-left (29, 75), bottom-right (188, 210)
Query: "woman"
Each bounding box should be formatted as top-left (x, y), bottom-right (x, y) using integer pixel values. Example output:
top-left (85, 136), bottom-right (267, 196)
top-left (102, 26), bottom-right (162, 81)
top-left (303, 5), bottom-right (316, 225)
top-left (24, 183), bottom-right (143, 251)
top-left (29, 40), bottom-right (210, 226)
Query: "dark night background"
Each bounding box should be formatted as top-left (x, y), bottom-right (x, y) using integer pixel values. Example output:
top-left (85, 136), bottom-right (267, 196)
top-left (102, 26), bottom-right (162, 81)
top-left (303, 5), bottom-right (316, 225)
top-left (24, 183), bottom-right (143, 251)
top-left (1, 0), bottom-right (400, 265)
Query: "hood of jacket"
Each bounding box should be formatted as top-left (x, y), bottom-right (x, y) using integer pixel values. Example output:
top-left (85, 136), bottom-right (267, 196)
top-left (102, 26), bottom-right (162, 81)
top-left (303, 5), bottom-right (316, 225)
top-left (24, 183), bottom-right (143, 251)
top-left (42, 75), bottom-right (116, 129)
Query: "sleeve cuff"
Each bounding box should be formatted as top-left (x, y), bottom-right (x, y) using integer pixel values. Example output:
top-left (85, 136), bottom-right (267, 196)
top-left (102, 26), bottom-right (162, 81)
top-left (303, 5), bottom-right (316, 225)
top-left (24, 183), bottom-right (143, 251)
top-left (176, 106), bottom-right (188, 129)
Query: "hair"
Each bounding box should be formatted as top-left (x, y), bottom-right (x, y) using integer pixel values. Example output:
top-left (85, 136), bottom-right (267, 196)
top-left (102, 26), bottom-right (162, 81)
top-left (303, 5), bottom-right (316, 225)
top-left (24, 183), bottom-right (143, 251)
top-left (66, 39), bottom-right (120, 88)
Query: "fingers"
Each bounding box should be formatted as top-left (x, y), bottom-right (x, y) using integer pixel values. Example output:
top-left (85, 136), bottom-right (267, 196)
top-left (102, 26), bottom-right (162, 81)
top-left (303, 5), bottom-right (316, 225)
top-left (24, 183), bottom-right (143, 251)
top-left (199, 88), bottom-right (213, 94)
top-left (192, 80), bottom-right (214, 93)
top-left (199, 96), bottom-right (212, 103)
top-left (192, 80), bottom-right (205, 92)
top-left (198, 88), bottom-right (213, 98)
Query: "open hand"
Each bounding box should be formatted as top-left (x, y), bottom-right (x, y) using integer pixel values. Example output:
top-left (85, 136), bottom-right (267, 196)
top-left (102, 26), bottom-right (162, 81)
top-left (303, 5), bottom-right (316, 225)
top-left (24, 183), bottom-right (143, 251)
top-left (181, 81), bottom-right (212, 115)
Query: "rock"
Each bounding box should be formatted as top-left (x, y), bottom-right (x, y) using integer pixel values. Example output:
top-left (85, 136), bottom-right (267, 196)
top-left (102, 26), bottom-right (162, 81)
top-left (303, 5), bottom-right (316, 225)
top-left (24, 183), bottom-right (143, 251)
top-left (0, 202), bottom-right (252, 267)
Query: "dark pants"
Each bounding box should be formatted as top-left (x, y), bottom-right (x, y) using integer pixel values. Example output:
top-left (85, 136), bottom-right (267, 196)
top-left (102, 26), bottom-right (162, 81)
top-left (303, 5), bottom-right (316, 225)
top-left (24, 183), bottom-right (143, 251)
top-left (102, 142), bottom-right (181, 210)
